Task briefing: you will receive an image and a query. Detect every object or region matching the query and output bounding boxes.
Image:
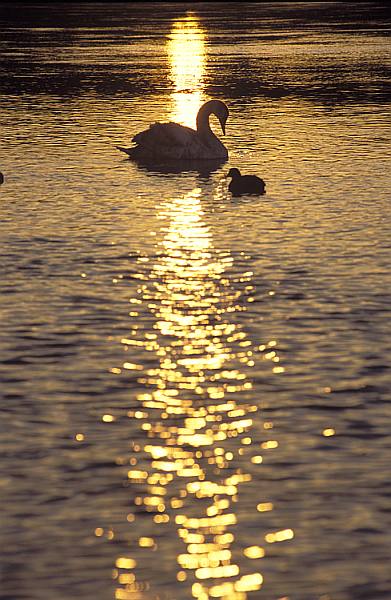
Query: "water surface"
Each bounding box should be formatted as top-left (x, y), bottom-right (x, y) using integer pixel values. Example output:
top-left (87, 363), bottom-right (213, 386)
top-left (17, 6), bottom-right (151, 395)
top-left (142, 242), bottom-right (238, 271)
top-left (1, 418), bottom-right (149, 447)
top-left (1, 3), bottom-right (391, 600)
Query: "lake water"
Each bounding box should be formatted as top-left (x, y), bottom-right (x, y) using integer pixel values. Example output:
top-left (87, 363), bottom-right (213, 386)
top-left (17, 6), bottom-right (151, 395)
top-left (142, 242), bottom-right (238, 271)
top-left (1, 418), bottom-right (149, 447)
top-left (1, 3), bottom-right (391, 600)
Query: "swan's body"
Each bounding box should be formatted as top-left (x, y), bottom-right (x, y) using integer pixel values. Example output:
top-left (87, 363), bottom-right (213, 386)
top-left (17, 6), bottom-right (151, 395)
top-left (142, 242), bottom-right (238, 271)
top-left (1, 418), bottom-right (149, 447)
top-left (117, 100), bottom-right (229, 161)
top-left (227, 168), bottom-right (266, 196)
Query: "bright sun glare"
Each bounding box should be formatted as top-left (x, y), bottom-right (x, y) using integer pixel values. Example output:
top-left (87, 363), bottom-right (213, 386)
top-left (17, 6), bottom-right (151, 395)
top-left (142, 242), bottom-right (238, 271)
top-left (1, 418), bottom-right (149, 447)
top-left (167, 14), bottom-right (206, 127)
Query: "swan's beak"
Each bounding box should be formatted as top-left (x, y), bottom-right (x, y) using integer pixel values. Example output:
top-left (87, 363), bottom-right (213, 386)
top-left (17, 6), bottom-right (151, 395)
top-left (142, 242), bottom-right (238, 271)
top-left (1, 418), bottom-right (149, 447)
top-left (218, 115), bottom-right (227, 136)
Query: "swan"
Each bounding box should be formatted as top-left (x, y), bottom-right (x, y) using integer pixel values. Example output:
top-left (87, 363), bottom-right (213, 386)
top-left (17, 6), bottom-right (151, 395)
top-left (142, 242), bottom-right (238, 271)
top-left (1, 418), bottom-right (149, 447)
top-left (116, 100), bottom-right (229, 161)
top-left (227, 168), bottom-right (266, 196)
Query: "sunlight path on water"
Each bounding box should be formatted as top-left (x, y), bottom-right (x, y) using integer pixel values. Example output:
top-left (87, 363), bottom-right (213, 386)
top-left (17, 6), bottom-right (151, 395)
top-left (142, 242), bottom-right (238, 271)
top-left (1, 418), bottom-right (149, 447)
top-left (113, 186), bottom-right (285, 599)
top-left (167, 14), bottom-right (207, 128)
top-left (112, 16), bottom-right (291, 598)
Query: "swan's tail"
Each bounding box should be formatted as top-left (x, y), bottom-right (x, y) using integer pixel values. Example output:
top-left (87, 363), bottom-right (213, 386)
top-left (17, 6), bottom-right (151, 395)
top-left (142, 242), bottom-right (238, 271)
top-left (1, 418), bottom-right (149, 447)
top-left (116, 146), bottom-right (132, 155)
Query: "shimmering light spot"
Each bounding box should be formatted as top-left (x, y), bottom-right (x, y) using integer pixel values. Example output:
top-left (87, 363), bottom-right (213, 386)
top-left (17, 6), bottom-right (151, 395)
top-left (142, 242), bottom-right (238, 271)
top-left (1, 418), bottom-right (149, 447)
top-left (75, 433), bottom-right (84, 441)
top-left (241, 437), bottom-right (252, 445)
top-left (265, 529), bottom-right (294, 543)
top-left (196, 564), bottom-right (240, 580)
top-left (154, 514), bottom-right (170, 523)
top-left (139, 537), bottom-right (155, 548)
top-left (244, 546), bottom-right (265, 559)
top-left (102, 414), bottom-right (115, 422)
top-left (171, 499), bottom-right (184, 508)
top-left (257, 502), bottom-right (274, 512)
top-left (135, 411), bottom-right (147, 419)
top-left (261, 440), bottom-right (279, 449)
top-left (235, 573), bottom-right (263, 591)
top-left (94, 527), bottom-right (104, 537)
top-left (118, 574), bottom-right (135, 584)
top-left (115, 557), bottom-right (136, 569)
top-left (115, 585), bottom-right (150, 599)
top-left (209, 582), bottom-right (237, 597)
top-left (127, 470), bottom-right (148, 480)
top-left (323, 428), bottom-right (336, 437)
top-left (251, 455), bottom-right (263, 464)
top-left (122, 362), bottom-right (143, 370)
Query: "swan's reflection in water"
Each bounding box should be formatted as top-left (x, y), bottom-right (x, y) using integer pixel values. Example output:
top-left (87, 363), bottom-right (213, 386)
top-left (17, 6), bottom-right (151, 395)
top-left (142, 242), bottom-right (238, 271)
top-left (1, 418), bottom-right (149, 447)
top-left (112, 187), bottom-right (288, 599)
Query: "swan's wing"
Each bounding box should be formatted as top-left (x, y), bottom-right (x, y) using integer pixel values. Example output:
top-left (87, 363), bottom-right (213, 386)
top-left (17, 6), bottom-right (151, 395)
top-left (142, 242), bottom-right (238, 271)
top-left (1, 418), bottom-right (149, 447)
top-left (133, 122), bottom-right (198, 149)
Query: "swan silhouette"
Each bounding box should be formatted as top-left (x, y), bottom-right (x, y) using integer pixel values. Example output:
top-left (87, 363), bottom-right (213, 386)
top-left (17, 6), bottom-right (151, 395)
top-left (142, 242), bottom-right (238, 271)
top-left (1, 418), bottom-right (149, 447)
top-left (117, 100), bottom-right (229, 161)
top-left (227, 168), bottom-right (266, 196)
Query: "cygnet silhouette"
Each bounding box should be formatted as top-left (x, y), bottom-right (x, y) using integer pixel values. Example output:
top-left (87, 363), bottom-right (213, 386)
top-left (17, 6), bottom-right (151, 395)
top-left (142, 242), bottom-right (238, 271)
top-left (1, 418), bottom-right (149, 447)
top-left (227, 167), bottom-right (265, 196)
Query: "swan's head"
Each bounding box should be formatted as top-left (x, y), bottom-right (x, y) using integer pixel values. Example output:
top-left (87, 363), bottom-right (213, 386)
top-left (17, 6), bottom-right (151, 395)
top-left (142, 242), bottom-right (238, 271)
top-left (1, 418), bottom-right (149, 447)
top-left (227, 168), bottom-right (241, 179)
top-left (214, 101), bottom-right (229, 135)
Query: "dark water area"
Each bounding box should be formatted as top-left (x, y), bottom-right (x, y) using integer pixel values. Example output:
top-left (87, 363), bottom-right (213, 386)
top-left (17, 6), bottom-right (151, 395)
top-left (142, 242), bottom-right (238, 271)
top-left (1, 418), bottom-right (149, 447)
top-left (1, 3), bottom-right (391, 600)
top-left (1, 2), bottom-right (391, 103)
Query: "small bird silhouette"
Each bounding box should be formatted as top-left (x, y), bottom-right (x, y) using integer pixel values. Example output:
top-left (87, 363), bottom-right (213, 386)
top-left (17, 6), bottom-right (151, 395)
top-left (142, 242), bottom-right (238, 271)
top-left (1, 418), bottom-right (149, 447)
top-left (227, 167), bottom-right (265, 196)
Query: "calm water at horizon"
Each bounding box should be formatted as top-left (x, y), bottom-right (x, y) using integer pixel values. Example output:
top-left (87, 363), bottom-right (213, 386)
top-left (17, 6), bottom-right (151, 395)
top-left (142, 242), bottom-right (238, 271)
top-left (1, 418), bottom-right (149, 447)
top-left (1, 3), bottom-right (391, 600)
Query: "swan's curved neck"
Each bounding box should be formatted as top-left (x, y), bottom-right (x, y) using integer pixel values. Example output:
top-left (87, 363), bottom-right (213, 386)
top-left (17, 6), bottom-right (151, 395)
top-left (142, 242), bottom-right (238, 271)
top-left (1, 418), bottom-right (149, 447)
top-left (196, 105), bottom-right (217, 140)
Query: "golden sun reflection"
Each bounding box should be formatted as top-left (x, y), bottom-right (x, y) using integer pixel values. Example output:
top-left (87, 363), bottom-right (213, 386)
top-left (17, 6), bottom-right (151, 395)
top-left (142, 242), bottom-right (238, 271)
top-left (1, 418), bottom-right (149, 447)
top-left (167, 14), bottom-right (206, 126)
top-left (111, 12), bottom-right (292, 600)
top-left (113, 187), bottom-right (278, 599)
